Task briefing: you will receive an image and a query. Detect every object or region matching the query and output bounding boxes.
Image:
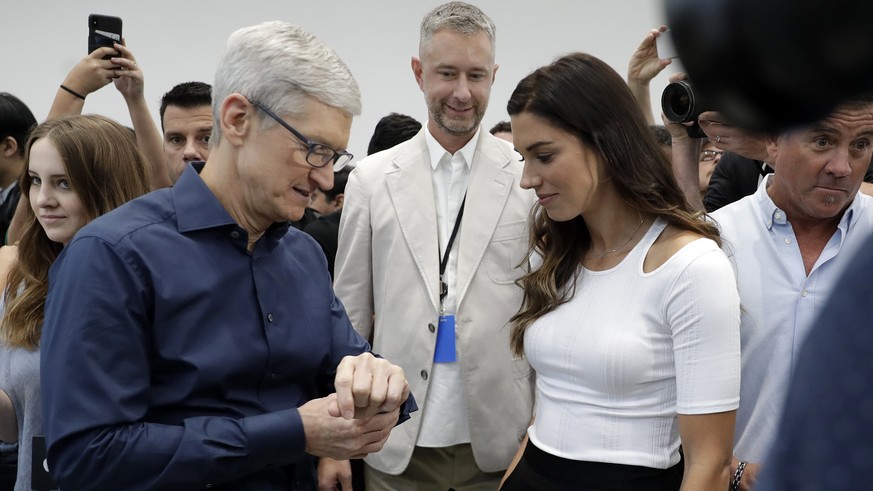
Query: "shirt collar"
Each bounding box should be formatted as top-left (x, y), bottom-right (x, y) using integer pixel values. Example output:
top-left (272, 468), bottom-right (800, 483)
top-left (757, 174), bottom-right (863, 232)
top-left (424, 124), bottom-right (479, 171)
top-left (172, 166), bottom-right (242, 233)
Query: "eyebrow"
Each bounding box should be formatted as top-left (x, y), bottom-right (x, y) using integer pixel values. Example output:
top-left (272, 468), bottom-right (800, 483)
top-left (435, 63), bottom-right (488, 72)
top-left (809, 126), bottom-right (873, 138)
top-left (809, 126), bottom-right (839, 134)
top-left (523, 141), bottom-right (553, 153)
top-left (28, 172), bottom-right (67, 178)
top-left (164, 126), bottom-right (213, 135)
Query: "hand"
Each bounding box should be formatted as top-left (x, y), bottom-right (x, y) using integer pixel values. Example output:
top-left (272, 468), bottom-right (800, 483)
top-left (627, 26), bottom-right (672, 87)
top-left (317, 457), bottom-right (352, 491)
top-left (698, 112), bottom-right (770, 161)
top-left (300, 393), bottom-right (399, 460)
top-left (729, 458), bottom-right (761, 491)
top-left (111, 40), bottom-right (145, 100)
top-left (332, 352), bottom-right (409, 420)
top-left (60, 46), bottom-right (121, 97)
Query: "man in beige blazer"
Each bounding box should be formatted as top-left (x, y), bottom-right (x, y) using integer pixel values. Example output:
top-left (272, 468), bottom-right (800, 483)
top-left (331, 3), bottom-right (535, 490)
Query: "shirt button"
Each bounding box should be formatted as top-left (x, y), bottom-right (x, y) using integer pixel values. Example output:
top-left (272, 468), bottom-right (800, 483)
top-left (420, 369), bottom-right (428, 380)
top-left (784, 238), bottom-right (792, 244)
top-left (801, 290), bottom-right (808, 297)
top-left (428, 323), bottom-right (436, 333)
top-left (267, 313), bottom-right (274, 323)
top-left (775, 212), bottom-right (782, 219)
top-left (231, 231), bottom-right (240, 239)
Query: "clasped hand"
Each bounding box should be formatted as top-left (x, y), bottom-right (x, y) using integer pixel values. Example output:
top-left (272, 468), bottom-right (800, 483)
top-left (300, 353), bottom-right (409, 460)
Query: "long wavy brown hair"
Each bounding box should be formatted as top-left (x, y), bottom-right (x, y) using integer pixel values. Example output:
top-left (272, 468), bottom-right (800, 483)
top-left (2, 115), bottom-right (151, 350)
top-left (507, 53), bottom-right (722, 357)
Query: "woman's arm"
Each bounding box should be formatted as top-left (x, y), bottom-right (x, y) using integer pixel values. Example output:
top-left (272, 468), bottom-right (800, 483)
top-left (678, 411), bottom-right (735, 491)
top-left (499, 433), bottom-right (528, 490)
top-left (46, 47), bottom-right (119, 120)
top-left (110, 41), bottom-right (172, 189)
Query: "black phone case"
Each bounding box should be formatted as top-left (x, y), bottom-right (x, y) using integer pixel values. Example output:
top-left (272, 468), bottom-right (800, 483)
top-left (88, 14), bottom-right (122, 55)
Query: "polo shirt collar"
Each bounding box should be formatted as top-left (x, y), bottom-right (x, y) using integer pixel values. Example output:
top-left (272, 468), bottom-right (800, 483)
top-left (757, 174), bottom-right (862, 233)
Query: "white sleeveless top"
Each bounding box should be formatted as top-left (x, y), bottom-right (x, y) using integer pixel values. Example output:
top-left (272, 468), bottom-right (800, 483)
top-left (526, 218), bottom-right (740, 469)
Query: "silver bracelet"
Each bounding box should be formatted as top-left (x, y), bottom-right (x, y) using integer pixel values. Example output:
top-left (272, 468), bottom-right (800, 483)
top-left (731, 460), bottom-right (747, 491)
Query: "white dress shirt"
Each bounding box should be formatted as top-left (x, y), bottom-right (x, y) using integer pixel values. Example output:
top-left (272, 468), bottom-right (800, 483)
top-left (416, 126), bottom-right (478, 447)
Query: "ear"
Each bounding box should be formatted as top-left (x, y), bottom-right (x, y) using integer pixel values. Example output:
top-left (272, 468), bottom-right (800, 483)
top-left (333, 193), bottom-right (344, 210)
top-left (218, 93), bottom-right (254, 147)
top-left (764, 133), bottom-right (780, 168)
top-left (411, 56), bottom-right (425, 91)
top-left (491, 64), bottom-right (499, 86)
top-left (2, 137), bottom-right (18, 159)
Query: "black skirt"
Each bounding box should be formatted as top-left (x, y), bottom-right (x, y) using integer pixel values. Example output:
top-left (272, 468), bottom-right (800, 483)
top-left (500, 441), bottom-right (683, 491)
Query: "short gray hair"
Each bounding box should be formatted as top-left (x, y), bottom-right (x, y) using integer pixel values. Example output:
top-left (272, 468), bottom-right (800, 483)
top-left (211, 21), bottom-right (361, 143)
top-left (419, 2), bottom-right (496, 57)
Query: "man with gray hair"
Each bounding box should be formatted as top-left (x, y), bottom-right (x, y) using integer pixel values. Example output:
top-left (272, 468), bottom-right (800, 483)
top-left (335, 2), bottom-right (535, 490)
top-left (40, 21), bottom-right (415, 491)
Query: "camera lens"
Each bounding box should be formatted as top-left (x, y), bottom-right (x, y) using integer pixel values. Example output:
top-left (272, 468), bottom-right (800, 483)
top-left (662, 81), bottom-right (697, 123)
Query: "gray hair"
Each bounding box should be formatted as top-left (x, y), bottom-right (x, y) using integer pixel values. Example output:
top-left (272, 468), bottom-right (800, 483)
top-left (211, 21), bottom-right (361, 143)
top-left (419, 2), bottom-right (496, 57)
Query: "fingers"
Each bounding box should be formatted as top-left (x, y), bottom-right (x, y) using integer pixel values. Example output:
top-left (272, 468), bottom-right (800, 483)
top-left (339, 466), bottom-right (353, 491)
top-left (326, 392), bottom-right (342, 418)
top-left (335, 354), bottom-right (409, 422)
top-left (380, 366), bottom-right (409, 413)
top-left (110, 43), bottom-right (140, 77)
top-left (334, 356), bottom-right (358, 420)
top-left (351, 357), bottom-right (376, 410)
top-left (89, 46), bottom-right (118, 60)
top-left (335, 353), bottom-right (397, 420)
top-left (317, 457), bottom-right (350, 491)
top-left (668, 71), bottom-right (688, 83)
top-left (112, 42), bottom-right (137, 63)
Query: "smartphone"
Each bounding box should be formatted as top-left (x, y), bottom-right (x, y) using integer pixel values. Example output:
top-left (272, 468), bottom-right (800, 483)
top-left (88, 14), bottom-right (122, 56)
top-left (656, 29), bottom-right (680, 60)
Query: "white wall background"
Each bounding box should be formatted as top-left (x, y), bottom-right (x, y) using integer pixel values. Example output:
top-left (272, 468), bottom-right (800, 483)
top-left (2, 1), bottom-right (675, 159)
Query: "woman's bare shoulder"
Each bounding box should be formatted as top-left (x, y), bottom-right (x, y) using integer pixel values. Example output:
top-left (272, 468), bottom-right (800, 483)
top-left (644, 225), bottom-right (707, 273)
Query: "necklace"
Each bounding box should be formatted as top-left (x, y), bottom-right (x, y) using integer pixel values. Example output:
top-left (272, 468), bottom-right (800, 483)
top-left (590, 214), bottom-right (645, 258)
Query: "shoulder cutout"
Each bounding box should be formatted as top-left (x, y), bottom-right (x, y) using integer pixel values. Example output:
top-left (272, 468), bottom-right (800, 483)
top-left (643, 225), bottom-right (703, 273)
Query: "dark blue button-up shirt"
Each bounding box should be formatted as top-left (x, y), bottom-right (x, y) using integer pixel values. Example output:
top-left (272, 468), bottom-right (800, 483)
top-left (41, 168), bottom-right (414, 491)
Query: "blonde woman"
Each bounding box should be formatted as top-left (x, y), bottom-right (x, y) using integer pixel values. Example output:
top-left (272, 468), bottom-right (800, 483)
top-left (0, 115), bottom-right (150, 490)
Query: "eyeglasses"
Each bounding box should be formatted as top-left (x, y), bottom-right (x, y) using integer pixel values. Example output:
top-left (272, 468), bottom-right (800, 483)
top-left (253, 102), bottom-right (354, 171)
top-left (700, 149), bottom-right (724, 162)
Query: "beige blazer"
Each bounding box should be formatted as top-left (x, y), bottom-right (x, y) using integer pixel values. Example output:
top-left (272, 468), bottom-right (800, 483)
top-left (335, 129), bottom-right (536, 474)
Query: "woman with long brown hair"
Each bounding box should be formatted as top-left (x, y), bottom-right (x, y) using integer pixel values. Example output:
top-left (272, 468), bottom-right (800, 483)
top-left (500, 53), bottom-right (741, 491)
top-left (0, 114), bottom-right (150, 490)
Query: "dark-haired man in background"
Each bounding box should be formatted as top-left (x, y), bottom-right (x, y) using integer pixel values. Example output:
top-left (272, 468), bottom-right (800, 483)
top-left (159, 81), bottom-right (213, 181)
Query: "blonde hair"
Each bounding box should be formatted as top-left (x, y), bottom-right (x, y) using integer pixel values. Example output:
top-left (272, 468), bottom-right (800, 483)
top-left (2, 115), bottom-right (151, 349)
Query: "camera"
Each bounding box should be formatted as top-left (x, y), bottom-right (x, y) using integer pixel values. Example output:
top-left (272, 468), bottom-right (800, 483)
top-left (661, 80), bottom-right (707, 138)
